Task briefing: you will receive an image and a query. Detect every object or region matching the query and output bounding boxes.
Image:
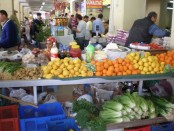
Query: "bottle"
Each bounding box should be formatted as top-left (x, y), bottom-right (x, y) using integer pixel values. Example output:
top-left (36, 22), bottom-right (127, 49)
top-left (86, 44), bottom-right (95, 63)
top-left (50, 42), bottom-right (58, 61)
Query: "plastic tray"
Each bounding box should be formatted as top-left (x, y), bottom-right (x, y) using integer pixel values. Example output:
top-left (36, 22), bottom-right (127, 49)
top-left (19, 102), bottom-right (66, 131)
top-left (47, 118), bottom-right (80, 131)
top-left (151, 122), bottom-right (174, 131)
top-left (0, 105), bottom-right (19, 131)
top-left (124, 125), bottom-right (150, 131)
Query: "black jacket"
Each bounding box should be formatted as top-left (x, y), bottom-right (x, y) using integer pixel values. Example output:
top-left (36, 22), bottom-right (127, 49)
top-left (125, 17), bottom-right (154, 47)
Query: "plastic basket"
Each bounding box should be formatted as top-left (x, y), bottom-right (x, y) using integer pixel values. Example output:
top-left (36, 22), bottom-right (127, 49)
top-left (124, 125), bottom-right (150, 131)
top-left (19, 102), bottom-right (66, 131)
top-left (0, 105), bottom-right (19, 131)
top-left (47, 118), bottom-right (80, 131)
top-left (151, 122), bottom-right (174, 131)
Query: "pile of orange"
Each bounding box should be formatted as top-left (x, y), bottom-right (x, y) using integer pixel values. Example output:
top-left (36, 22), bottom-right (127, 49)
top-left (91, 58), bottom-right (140, 77)
top-left (156, 50), bottom-right (174, 67)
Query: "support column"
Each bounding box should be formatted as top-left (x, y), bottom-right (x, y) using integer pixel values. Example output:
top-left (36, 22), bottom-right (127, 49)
top-left (109, 0), bottom-right (146, 33)
top-left (14, 0), bottom-right (20, 21)
top-left (0, 0), bottom-right (13, 16)
top-left (170, 0), bottom-right (174, 49)
top-left (70, 1), bottom-right (75, 15)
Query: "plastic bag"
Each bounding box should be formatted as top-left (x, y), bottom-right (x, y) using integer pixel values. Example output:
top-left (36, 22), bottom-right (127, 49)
top-left (10, 88), bottom-right (27, 99)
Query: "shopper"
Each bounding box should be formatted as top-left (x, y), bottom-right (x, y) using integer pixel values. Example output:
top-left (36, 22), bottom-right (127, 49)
top-left (87, 17), bottom-right (96, 34)
top-left (92, 14), bottom-right (104, 37)
top-left (0, 10), bottom-right (19, 49)
top-left (73, 14), bottom-right (86, 50)
top-left (30, 13), bottom-right (44, 47)
top-left (104, 20), bottom-right (109, 35)
top-left (83, 15), bottom-right (89, 22)
top-left (68, 15), bottom-right (74, 29)
top-left (71, 14), bottom-right (78, 39)
top-left (125, 11), bottom-right (170, 47)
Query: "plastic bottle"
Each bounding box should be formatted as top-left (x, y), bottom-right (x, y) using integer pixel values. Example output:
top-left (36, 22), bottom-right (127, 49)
top-left (69, 45), bottom-right (81, 58)
top-left (86, 44), bottom-right (95, 63)
top-left (50, 42), bottom-right (58, 61)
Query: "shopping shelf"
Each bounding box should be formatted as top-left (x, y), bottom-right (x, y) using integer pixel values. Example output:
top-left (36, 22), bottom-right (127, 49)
top-left (19, 102), bottom-right (66, 131)
top-left (0, 105), bottom-right (19, 131)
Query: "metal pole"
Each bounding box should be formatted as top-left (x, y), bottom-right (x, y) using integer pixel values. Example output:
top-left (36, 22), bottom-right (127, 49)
top-left (138, 80), bottom-right (143, 96)
top-left (33, 86), bottom-right (38, 105)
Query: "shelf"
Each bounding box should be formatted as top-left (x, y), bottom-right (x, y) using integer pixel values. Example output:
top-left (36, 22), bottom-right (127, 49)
top-left (0, 74), bottom-right (173, 87)
top-left (107, 117), bottom-right (168, 130)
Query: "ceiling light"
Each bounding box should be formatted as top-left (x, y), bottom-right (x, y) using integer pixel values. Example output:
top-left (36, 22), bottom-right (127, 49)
top-left (170, 0), bottom-right (173, 3)
top-left (42, 2), bottom-right (45, 5)
top-left (167, 7), bottom-right (173, 10)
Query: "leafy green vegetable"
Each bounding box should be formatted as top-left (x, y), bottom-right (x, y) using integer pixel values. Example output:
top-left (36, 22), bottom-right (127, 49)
top-left (0, 62), bottom-right (22, 74)
top-left (73, 99), bottom-right (99, 116)
top-left (163, 64), bottom-right (174, 73)
top-left (76, 109), bottom-right (91, 128)
top-left (87, 117), bottom-right (106, 131)
top-left (100, 109), bottom-right (122, 119)
top-left (103, 101), bottom-right (123, 111)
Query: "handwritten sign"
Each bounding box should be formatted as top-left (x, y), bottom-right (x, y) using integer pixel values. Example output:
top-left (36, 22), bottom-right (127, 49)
top-left (86, 0), bottom-right (102, 9)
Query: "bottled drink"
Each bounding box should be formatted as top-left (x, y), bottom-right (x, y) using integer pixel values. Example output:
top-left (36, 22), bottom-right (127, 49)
top-left (50, 42), bottom-right (58, 61)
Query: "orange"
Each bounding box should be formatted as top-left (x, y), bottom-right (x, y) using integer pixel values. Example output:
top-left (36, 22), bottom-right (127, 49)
top-left (114, 63), bottom-right (119, 68)
top-left (108, 66), bottom-right (115, 72)
top-left (91, 60), bottom-right (96, 65)
top-left (118, 58), bottom-right (123, 64)
top-left (132, 70), bottom-right (138, 75)
top-left (108, 60), bottom-right (113, 66)
top-left (115, 68), bottom-right (119, 73)
top-left (117, 72), bottom-right (123, 76)
top-left (123, 66), bottom-right (128, 71)
top-left (106, 70), bottom-right (113, 76)
top-left (103, 69), bottom-right (107, 74)
top-left (126, 70), bottom-right (132, 75)
top-left (128, 65), bottom-right (134, 70)
top-left (112, 73), bottom-right (116, 76)
top-left (104, 63), bottom-right (109, 69)
top-left (123, 72), bottom-right (127, 76)
top-left (96, 72), bottom-right (102, 76)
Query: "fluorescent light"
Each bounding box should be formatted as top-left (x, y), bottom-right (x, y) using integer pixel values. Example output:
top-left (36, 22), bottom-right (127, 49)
top-left (41, 6), bottom-right (43, 8)
top-left (42, 2), bottom-right (45, 5)
top-left (169, 0), bottom-right (173, 3)
top-left (167, 7), bottom-right (173, 10)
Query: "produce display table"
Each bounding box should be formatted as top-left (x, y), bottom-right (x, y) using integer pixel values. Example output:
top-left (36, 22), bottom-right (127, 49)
top-left (0, 73), bottom-right (173, 105)
top-left (107, 117), bottom-right (168, 130)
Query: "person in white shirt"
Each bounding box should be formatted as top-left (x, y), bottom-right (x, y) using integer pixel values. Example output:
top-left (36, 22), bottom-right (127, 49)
top-left (73, 14), bottom-right (86, 50)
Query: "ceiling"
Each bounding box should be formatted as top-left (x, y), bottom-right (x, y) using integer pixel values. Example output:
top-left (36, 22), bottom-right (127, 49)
top-left (19, 0), bottom-right (54, 12)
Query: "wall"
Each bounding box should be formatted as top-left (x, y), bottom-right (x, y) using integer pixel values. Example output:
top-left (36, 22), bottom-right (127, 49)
top-left (123, 0), bottom-right (146, 31)
top-left (0, 0), bottom-right (13, 17)
top-left (103, 6), bottom-right (110, 21)
top-left (14, 0), bottom-right (20, 21)
top-left (146, 0), bottom-right (161, 25)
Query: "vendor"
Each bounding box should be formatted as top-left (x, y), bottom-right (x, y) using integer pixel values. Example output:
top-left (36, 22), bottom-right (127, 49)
top-left (125, 11), bottom-right (170, 47)
top-left (0, 10), bottom-right (19, 49)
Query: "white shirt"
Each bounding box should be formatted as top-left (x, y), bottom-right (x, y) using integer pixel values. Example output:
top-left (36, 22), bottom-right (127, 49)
top-left (76, 20), bottom-right (86, 38)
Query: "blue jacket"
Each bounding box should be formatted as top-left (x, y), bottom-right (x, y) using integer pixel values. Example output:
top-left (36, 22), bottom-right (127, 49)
top-left (0, 20), bottom-right (19, 48)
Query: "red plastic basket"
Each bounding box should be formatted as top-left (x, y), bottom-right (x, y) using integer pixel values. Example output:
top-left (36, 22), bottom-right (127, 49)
top-left (0, 105), bottom-right (19, 131)
top-left (125, 125), bottom-right (150, 131)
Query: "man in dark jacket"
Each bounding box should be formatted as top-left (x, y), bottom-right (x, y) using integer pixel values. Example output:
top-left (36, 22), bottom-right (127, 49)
top-left (125, 12), bottom-right (170, 47)
top-left (0, 10), bottom-right (19, 49)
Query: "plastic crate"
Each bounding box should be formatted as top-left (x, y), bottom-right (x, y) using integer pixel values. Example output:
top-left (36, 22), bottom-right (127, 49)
top-left (124, 125), bottom-right (150, 131)
top-left (0, 105), bottom-right (19, 131)
top-left (19, 102), bottom-right (66, 131)
top-left (151, 122), bottom-right (174, 131)
top-left (47, 118), bottom-right (80, 131)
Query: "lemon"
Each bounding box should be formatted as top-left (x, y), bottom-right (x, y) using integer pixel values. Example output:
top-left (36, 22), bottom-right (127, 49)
top-left (154, 67), bottom-right (159, 73)
top-left (81, 70), bottom-right (86, 74)
top-left (75, 72), bottom-right (79, 76)
top-left (74, 67), bottom-right (79, 71)
top-left (55, 70), bottom-right (61, 76)
top-left (75, 64), bottom-right (81, 68)
top-left (144, 63), bottom-right (149, 67)
top-left (54, 58), bottom-right (60, 62)
top-left (151, 62), bottom-right (156, 68)
top-left (70, 70), bottom-right (75, 74)
top-left (148, 66), bottom-right (153, 72)
top-left (134, 64), bottom-right (139, 69)
top-left (44, 68), bottom-right (51, 74)
top-left (81, 73), bottom-right (87, 77)
top-left (45, 74), bottom-right (53, 79)
top-left (67, 65), bottom-right (74, 70)
top-left (64, 62), bottom-right (69, 66)
top-left (135, 56), bottom-right (140, 61)
top-left (60, 64), bottom-right (65, 69)
top-left (151, 71), bottom-right (155, 74)
top-left (146, 72), bottom-right (151, 74)
top-left (147, 56), bottom-right (153, 62)
top-left (63, 70), bottom-right (69, 76)
top-left (53, 65), bottom-right (58, 70)
top-left (141, 71), bottom-right (146, 75)
top-left (138, 61), bottom-right (143, 66)
top-left (51, 69), bottom-right (55, 74)
top-left (144, 52), bottom-right (151, 57)
top-left (139, 66), bottom-right (143, 71)
top-left (59, 75), bottom-right (64, 78)
top-left (142, 58), bottom-right (148, 63)
top-left (133, 60), bottom-right (138, 64)
top-left (143, 67), bottom-right (148, 73)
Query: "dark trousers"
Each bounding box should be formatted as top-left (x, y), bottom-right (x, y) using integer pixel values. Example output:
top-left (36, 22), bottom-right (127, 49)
top-left (75, 37), bottom-right (85, 50)
top-left (92, 32), bottom-right (101, 37)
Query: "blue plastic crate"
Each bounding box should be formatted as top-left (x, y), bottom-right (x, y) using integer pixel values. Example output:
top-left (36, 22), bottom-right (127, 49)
top-left (151, 122), bottom-right (174, 131)
top-left (19, 102), bottom-right (66, 131)
top-left (47, 118), bottom-right (80, 131)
